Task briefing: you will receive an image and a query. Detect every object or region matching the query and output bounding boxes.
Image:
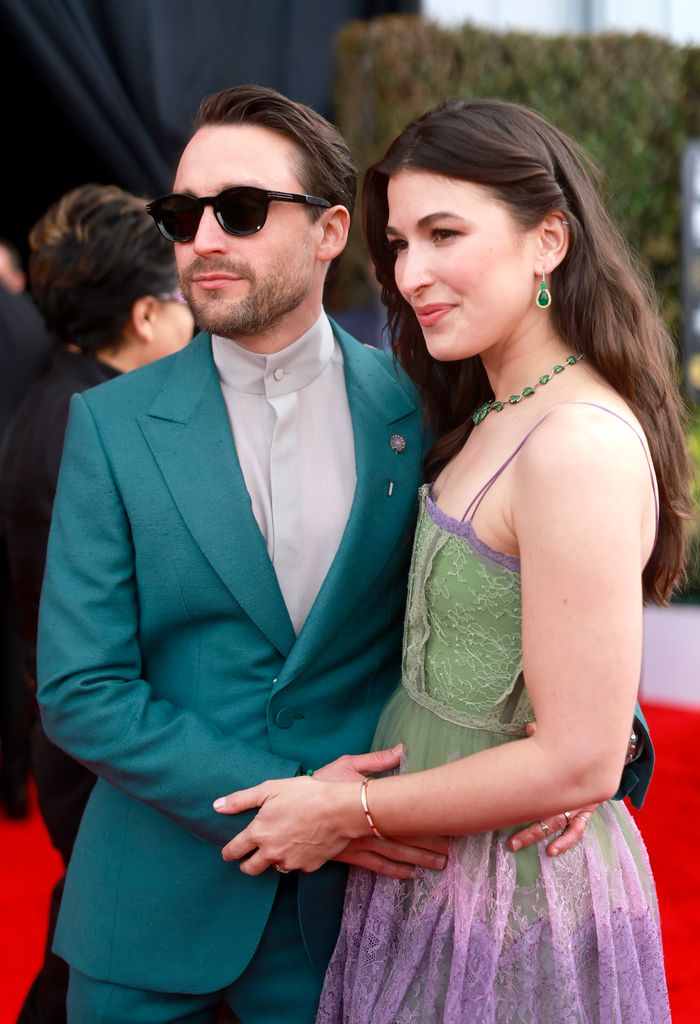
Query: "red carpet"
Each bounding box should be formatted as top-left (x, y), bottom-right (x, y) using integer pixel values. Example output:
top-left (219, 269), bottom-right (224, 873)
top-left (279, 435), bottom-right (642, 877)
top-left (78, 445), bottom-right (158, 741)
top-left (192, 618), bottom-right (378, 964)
top-left (1, 784), bottom-right (62, 1023)
top-left (1, 701), bottom-right (698, 1023)
top-left (628, 703), bottom-right (700, 1021)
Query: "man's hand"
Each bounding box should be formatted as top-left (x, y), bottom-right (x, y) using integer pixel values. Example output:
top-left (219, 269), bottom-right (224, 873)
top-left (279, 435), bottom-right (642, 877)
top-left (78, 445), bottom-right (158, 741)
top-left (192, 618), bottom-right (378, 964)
top-left (333, 834), bottom-right (449, 879)
top-left (314, 749), bottom-right (449, 877)
top-left (312, 745), bottom-right (404, 784)
top-left (315, 747), bottom-right (449, 876)
top-left (508, 722), bottom-right (598, 857)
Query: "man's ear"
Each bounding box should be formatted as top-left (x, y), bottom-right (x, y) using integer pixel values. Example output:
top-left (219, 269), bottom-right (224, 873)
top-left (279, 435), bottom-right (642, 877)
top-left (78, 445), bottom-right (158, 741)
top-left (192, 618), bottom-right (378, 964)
top-left (315, 205), bottom-right (351, 266)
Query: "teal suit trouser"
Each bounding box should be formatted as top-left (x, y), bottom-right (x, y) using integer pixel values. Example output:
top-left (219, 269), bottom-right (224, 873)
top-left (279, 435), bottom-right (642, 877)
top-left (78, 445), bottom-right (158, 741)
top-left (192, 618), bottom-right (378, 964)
top-left (66, 875), bottom-right (322, 1024)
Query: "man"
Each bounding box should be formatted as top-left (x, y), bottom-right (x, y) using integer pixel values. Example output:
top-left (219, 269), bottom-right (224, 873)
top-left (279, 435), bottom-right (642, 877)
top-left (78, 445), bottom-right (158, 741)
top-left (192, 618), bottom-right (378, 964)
top-left (38, 86), bottom-right (651, 1024)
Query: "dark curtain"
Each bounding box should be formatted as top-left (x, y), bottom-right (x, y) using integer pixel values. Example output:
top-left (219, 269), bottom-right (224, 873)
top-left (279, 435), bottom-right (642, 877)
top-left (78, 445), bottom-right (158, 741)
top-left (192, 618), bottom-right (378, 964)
top-left (0, 0), bottom-right (419, 197)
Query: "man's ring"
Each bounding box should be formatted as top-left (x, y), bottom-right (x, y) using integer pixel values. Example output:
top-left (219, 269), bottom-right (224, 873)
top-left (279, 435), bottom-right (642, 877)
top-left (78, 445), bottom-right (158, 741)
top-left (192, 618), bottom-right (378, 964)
top-left (563, 811), bottom-right (572, 825)
top-left (574, 813), bottom-right (590, 825)
top-left (539, 821), bottom-right (550, 835)
top-left (274, 864), bottom-right (290, 873)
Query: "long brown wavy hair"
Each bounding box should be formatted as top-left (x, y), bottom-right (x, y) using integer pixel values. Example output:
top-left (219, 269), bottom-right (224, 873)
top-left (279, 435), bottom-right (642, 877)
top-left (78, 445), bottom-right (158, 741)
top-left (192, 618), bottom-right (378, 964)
top-left (362, 98), bottom-right (691, 604)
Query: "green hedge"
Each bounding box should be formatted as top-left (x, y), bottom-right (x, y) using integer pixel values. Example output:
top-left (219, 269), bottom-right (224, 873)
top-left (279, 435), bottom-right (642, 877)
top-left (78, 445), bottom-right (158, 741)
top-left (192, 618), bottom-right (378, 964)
top-left (333, 15), bottom-right (700, 597)
top-left (684, 406), bottom-right (700, 600)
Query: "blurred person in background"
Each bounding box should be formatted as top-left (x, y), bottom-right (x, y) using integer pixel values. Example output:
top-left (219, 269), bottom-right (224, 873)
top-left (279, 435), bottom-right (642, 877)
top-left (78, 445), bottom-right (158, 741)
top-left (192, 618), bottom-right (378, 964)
top-left (0, 238), bottom-right (54, 822)
top-left (0, 183), bottom-right (193, 1024)
top-left (0, 237), bottom-right (28, 294)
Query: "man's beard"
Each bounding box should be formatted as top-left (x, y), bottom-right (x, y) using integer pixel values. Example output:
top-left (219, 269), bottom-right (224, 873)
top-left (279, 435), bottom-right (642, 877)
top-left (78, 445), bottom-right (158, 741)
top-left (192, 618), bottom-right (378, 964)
top-left (180, 252), bottom-right (313, 340)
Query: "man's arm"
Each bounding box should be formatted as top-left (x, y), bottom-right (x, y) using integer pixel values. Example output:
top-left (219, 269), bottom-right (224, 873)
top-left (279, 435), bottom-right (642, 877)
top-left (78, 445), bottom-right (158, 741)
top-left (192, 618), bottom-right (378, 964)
top-left (37, 394), bottom-right (299, 848)
top-left (612, 706), bottom-right (653, 808)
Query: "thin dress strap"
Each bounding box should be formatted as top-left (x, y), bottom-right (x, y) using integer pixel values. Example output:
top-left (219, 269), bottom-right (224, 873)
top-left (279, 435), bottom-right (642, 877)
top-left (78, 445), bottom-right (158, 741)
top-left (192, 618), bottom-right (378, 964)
top-left (461, 414), bottom-right (554, 522)
top-left (461, 402), bottom-right (660, 546)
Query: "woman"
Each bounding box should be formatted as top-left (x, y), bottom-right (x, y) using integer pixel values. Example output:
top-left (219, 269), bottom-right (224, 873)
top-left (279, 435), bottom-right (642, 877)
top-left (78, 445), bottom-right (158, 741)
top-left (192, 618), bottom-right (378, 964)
top-left (0, 183), bottom-right (193, 1022)
top-left (214, 99), bottom-right (690, 1022)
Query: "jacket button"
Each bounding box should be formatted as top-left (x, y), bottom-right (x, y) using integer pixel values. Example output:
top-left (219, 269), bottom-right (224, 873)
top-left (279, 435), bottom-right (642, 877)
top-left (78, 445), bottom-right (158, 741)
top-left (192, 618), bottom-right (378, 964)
top-left (275, 708), bottom-right (295, 729)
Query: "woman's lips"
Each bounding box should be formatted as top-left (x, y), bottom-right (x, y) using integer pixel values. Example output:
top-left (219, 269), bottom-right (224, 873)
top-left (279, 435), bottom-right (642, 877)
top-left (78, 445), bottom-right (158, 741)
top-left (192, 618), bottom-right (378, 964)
top-left (414, 304), bottom-right (454, 327)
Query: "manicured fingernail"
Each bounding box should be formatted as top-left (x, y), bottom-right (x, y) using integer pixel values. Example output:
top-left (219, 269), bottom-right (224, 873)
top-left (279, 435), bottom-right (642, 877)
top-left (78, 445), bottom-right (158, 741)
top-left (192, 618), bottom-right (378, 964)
top-left (392, 743), bottom-right (404, 753)
top-left (511, 840), bottom-right (521, 852)
top-left (550, 845), bottom-right (560, 855)
top-left (435, 856), bottom-right (447, 869)
top-left (213, 798), bottom-right (226, 810)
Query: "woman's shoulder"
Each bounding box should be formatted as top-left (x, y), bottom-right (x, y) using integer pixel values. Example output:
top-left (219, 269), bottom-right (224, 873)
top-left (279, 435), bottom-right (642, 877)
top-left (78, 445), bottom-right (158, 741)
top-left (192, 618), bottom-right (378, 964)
top-left (514, 396), bottom-right (654, 504)
top-left (527, 393), bottom-right (649, 456)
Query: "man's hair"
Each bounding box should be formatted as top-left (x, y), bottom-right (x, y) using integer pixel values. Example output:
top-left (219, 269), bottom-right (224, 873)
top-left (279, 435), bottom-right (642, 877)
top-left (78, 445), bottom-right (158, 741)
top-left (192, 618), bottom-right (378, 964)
top-left (29, 183), bottom-right (178, 352)
top-left (193, 84), bottom-right (356, 219)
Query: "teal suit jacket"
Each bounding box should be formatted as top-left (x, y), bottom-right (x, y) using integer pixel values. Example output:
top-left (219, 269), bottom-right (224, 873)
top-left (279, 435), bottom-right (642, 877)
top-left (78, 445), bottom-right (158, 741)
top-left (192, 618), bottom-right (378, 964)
top-left (38, 325), bottom-right (425, 992)
top-left (37, 321), bottom-right (652, 993)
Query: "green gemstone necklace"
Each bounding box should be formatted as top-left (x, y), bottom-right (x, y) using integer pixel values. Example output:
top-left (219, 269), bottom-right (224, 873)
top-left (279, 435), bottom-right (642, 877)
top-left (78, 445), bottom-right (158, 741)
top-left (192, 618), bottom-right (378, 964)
top-left (472, 354), bottom-right (585, 427)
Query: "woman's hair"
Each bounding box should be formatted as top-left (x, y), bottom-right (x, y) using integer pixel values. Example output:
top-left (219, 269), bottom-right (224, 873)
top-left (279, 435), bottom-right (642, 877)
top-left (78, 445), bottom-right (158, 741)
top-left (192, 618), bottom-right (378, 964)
top-left (29, 183), bottom-right (179, 352)
top-left (362, 97), bottom-right (691, 603)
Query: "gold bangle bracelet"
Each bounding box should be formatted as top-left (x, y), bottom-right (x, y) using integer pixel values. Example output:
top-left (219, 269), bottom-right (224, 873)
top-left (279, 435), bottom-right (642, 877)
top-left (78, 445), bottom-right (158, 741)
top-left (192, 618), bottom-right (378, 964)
top-left (360, 776), bottom-right (384, 839)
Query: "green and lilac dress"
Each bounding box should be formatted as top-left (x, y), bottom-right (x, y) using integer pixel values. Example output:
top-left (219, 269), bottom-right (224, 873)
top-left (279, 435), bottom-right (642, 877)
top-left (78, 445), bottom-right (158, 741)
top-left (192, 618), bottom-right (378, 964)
top-left (318, 410), bottom-right (669, 1024)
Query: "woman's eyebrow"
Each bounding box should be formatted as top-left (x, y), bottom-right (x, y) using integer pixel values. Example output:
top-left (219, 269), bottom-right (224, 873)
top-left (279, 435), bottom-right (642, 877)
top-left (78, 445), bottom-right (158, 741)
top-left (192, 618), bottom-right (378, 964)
top-left (386, 211), bottom-right (469, 235)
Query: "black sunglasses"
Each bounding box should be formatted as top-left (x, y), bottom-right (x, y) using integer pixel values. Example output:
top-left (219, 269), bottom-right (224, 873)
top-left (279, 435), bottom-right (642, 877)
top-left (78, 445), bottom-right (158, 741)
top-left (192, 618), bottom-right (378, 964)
top-left (147, 186), bottom-right (331, 242)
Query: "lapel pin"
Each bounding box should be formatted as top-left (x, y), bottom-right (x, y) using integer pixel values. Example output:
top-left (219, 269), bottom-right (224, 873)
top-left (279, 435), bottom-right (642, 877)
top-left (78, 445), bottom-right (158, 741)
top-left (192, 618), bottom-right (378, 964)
top-left (388, 481), bottom-right (394, 497)
top-left (389, 434), bottom-right (406, 454)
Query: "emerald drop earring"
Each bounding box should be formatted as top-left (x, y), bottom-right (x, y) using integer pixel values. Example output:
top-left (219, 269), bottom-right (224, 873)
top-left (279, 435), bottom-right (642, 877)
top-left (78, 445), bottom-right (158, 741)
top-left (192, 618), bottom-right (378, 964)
top-left (536, 269), bottom-right (552, 309)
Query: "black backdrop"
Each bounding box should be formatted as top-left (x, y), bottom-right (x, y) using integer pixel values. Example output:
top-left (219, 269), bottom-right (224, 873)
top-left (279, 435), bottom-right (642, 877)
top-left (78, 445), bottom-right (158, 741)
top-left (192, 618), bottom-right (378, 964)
top-left (0, 0), bottom-right (418, 261)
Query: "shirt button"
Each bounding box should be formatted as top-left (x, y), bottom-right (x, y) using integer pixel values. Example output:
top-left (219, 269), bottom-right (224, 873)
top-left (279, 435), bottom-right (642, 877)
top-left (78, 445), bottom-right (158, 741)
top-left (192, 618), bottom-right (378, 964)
top-left (275, 708), bottom-right (295, 729)
top-left (273, 368), bottom-right (285, 382)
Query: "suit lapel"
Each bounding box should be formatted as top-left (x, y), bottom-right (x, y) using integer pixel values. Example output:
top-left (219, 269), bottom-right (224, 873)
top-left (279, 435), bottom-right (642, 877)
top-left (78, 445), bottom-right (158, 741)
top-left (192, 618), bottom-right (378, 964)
top-left (277, 324), bottom-right (421, 689)
top-left (138, 335), bottom-right (295, 657)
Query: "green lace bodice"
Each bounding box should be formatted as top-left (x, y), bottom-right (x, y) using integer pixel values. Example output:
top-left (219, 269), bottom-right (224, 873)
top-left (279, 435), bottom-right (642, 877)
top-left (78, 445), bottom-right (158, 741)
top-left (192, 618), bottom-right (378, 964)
top-left (401, 485), bottom-right (533, 735)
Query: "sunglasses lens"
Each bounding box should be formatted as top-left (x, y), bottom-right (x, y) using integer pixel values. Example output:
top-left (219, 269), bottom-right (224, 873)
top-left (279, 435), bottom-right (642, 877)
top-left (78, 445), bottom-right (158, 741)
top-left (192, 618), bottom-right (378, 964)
top-left (217, 188), bottom-right (268, 235)
top-left (151, 196), bottom-right (203, 242)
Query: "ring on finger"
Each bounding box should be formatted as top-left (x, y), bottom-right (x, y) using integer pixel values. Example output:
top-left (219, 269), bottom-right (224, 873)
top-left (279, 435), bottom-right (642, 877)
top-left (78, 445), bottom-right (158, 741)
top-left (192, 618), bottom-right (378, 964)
top-left (574, 812), bottom-right (591, 826)
top-left (539, 820), bottom-right (550, 835)
top-left (563, 811), bottom-right (572, 826)
top-left (274, 864), bottom-right (290, 874)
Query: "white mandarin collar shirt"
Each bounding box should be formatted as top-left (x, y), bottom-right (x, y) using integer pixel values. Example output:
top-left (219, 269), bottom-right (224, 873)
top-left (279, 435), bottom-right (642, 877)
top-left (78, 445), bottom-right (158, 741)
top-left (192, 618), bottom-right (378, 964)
top-left (212, 313), bottom-right (356, 634)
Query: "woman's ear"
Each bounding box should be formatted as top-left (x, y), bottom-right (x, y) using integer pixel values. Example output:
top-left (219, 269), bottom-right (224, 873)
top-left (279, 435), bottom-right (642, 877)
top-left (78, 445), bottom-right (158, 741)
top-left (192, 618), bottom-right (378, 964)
top-left (537, 212), bottom-right (569, 274)
top-left (128, 295), bottom-right (160, 344)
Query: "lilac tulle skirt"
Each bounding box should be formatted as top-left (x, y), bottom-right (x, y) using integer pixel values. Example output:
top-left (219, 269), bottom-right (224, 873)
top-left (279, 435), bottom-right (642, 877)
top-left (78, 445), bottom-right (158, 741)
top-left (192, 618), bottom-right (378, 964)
top-left (317, 799), bottom-right (669, 1024)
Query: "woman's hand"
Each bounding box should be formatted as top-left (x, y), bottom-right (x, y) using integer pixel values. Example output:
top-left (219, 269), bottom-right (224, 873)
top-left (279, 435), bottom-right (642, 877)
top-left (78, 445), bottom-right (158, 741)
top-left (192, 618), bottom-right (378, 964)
top-left (215, 775), bottom-right (362, 874)
top-left (508, 803), bottom-right (597, 856)
top-left (213, 745), bottom-right (405, 875)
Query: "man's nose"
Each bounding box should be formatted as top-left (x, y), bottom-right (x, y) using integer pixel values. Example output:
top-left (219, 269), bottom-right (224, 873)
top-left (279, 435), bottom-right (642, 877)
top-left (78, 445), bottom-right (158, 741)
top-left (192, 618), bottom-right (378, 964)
top-left (191, 204), bottom-right (228, 256)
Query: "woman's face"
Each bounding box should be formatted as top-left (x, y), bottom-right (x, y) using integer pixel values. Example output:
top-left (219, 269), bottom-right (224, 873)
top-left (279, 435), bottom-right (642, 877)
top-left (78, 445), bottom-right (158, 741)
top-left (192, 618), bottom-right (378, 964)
top-left (386, 170), bottom-right (543, 362)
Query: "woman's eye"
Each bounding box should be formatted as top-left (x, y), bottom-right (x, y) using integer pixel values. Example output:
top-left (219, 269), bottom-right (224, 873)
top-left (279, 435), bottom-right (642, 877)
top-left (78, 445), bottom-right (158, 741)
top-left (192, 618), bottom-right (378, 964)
top-left (433, 228), bottom-right (458, 242)
top-left (386, 238), bottom-right (407, 255)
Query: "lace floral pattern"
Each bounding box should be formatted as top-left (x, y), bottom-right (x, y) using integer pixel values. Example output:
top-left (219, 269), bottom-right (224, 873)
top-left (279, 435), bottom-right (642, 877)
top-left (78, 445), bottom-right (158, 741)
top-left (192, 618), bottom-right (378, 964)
top-left (401, 487), bottom-right (530, 734)
top-left (319, 798), bottom-right (669, 1024)
top-left (317, 488), bottom-right (669, 1023)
